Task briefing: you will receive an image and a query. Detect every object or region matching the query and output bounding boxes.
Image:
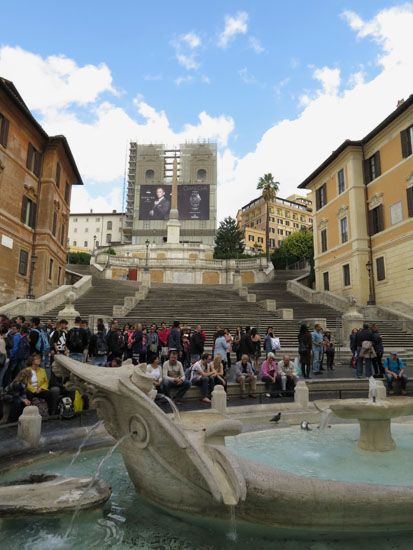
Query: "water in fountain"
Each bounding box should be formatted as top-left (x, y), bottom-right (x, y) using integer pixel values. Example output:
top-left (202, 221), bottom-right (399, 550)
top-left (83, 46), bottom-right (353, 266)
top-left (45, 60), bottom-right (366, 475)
top-left (160, 395), bottom-right (182, 422)
top-left (66, 420), bottom-right (104, 471)
top-left (226, 505), bottom-right (238, 542)
top-left (369, 376), bottom-right (378, 402)
top-left (65, 433), bottom-right (131, 539)
top-left (318, 408), bottom-right (332, 430)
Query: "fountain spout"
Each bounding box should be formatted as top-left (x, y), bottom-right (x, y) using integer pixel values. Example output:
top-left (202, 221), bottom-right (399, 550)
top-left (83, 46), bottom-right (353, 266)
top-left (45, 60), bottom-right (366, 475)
top-left (369, 376), bottom-right (377, 403)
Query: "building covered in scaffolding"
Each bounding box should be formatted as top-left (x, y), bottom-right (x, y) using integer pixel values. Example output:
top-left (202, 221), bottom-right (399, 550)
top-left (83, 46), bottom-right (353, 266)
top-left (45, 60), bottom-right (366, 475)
top-left (122, 142), bottom-right (217, 246)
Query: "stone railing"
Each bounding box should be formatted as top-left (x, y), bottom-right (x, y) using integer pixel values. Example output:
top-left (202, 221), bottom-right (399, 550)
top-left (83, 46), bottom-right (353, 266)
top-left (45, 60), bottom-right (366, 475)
top-left (0, 275), bottom-right (92, 317)
top-left (287, 273), bottom-right (350, 313)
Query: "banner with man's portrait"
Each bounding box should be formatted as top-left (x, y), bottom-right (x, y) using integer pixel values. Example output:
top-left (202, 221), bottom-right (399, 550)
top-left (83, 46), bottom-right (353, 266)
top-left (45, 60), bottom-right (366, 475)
top-left (178, 185), bottom-right (210, 220)
top-left (139, 185), bottom-right (172, 220)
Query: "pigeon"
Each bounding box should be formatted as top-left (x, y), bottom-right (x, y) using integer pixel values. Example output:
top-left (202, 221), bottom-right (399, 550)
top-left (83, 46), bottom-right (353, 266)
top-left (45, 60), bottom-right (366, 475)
top-left (301, 420), bottom-right (312, 431)
top-left (270, 412), bottom-right (281, 423)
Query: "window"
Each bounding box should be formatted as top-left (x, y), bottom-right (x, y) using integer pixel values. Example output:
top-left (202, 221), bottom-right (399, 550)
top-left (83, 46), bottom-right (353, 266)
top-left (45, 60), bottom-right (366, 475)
top-left (271, 227), bottom-right (275, 233)
top-left (338, 169), bottom-right (345, 194)
top-left (106, 233), bottom-right (112, 243)
top-left (84, 241), bottom-right (88, 247)
top-left (85, 227), bottom-right (89, 233)
top-left (145, 169), bottom-right (155, 181)
top-left (248, 235), bottom-right (254, 241)
top-left (277, 219), bottom-right (283, 224)
top-left (52, 212), bottom-right (57, 236)
top-left (321, 229), bottom-right (327, 253)
top-left (285, 231), bottom-right (291, 236)
top-left (390, 201), bottom-right (403, 225)
top-left (293, 214), bottom-right (298, 220)
top-left (21, 197), bottom-right (36, 228)
top-left (74, 228), bottom-right (77, 233)
top-left (340, 217), bottom-right (348, 243)
top-left (323, 272), bottom-right (330, 291)
top-left (18, 250), bottom-right (28, 276)
top-left (56, 163), bottom-right (61, 189)
top-left (407, 187), bottom-right (413, 217)
top-left (95, 217), bottom-right (100, 222)
top-left (315, 184), bottom-right (327, 210)
top-left (365, 151), bottom-right (381, 183)
top-left (269, 239), bottom-right (275, 248)
top-left (26, 143), bottom-right (42, 176)
top-left (0, 112), bottom-right (10, 147)
top-left (73, 217), bottom-right (77, 222)
top-left (257, 237), bottom-right (263, 243)
top-left (95, 241), bottom-right (99, 247)
top-left (196, 168), bottom-right (207, 182)
top-left (48, 259), bottom-right (54, 280)
top-left (60, 224), bottom-right (65, 246)
top-left (376, 257), bottom-right (385, 281)
top-left (300, 216), bottom-right (305, 222)
top-left (73, 240), bottom-right (77, 246)
top-left (58, 267), bottom-right (62, 285)
top-left (96, 227), bottom-right (100, 233)
top-left (368, 205), bottom-right (384, 235)
top-left (277, 229), bottom-right (284, 235)
top-left (64, 182), bottom-right (71, 203)
top-left (294, 223), bottom-right (299, 228)
top-left (343, 264), bottom-right (351, 286)
top-left (107, 221), bottom-right (112, 230)
top-left (401, 125), bottom-right (413, 158)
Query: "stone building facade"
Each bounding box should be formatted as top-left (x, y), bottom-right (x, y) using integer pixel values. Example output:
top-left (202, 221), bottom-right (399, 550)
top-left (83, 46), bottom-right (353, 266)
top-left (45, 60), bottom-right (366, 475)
top-left (68, 210), bottom-right (124, 252)
top-left (123, 142), bottom-right (217, 246)
top-left (236, 194), bottom-right (313, 254)
top-left (0, 77), bottom-right (82, 305)
top-left (299, 96), bottom-right (413, 306)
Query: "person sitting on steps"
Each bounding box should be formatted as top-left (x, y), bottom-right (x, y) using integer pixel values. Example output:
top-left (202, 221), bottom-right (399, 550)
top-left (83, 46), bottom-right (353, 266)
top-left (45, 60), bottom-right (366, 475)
top-left (161, 350), bottom-right (190, 404)
top-left (234, 354), bottom-right (257, 399)
top-left (384, 351), bottom-right (408, 395)
top-left (190, 352), bottom-right (215, 404)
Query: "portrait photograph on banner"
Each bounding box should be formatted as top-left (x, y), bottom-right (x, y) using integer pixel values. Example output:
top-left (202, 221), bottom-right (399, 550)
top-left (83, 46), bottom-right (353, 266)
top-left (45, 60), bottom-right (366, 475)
top-left (139, 185), bottom-right (172, 220)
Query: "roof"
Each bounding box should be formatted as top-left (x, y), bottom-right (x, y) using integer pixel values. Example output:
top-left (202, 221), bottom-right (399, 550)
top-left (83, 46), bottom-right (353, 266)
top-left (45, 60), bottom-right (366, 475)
top-left (298, 94), bottom-right (413, 189)
top-left (239, 193), bottom-right (310, 212)
top-left (0, 77), bottom-right (83, 185)
top-left (70, 212), bottom-right (125, 217)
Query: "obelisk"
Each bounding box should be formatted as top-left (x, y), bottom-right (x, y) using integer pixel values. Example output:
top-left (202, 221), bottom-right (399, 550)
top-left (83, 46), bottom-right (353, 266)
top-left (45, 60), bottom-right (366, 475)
top-left (166, 157), bottom-right (181, 244)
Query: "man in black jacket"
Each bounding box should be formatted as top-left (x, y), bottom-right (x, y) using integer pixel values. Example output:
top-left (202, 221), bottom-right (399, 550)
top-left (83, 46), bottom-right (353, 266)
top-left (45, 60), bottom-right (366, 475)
top-left (190, 324), bottom-right (204, 362)
top-left (239, 326), bottom-right (254, 358)
top-left (66, 317), bottom-right (89, 363)
top-left (106, 322), bottom-right (124, 362)
top-left (355, 323), bottom-right (374, 378)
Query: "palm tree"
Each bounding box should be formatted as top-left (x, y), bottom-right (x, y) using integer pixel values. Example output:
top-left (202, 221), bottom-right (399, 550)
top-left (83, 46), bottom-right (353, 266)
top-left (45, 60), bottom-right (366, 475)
top-left (257, 173), bottom-right (280, 262)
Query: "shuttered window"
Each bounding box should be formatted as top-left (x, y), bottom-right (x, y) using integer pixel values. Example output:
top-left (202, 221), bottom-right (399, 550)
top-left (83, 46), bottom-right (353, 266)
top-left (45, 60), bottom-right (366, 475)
top-left (64, 181), bottom-right (71, 203)
top-left (407, 187), bottom-right (413, 217)
top-left (368, 205), bottom-right (384, 235)
top-left (52, 212), bottom-right (57, 236)
top-left (56, 162), bottom-right (61, 189)
top-left (343, 264), bottom-right (351, 286)
top-left (401, 126), bottom-right (413, 158)
top-left (18, 250), bottom-right (29, 276)
top-left (321, 229), bottom-right (327, 253)
top-left (316, 184), bottom-right (327, 210)
top-left (21, 196), bottom-right (37, 229)
top-left (376, 257), bottom-right (385, 281)
top-left (48, 259), bottom-right (54, 280)
top-left (323, 272), bottom-right (329, 291)
top-left (337, 169), bottom-right (345, 194)
top-left (0, 112), bottom-right (9, 147)
top-left (340, 217), bottom-right (349, 243)
top-left (60, 223), bottom-right (65, 246)
top-left (26, 143), bottom-right (42, 176)
top-left (365, 151), bottom-right (381, 183)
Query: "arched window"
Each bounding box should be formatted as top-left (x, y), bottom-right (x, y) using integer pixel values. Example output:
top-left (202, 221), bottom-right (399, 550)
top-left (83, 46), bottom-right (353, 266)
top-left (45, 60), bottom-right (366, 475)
top-left (145, 169), bottom-right (155, 181)
top-left (196, 169), bottom-right (207, 182)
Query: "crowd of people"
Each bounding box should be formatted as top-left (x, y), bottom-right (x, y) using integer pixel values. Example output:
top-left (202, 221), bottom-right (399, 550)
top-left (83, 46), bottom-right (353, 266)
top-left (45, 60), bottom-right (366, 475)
top-left (0, 314), bottom-right (407, 423)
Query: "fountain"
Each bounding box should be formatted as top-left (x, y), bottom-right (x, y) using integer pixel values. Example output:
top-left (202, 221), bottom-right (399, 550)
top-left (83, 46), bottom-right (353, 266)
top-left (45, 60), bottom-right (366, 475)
top-left (43, 354), bottom-right (413, 535)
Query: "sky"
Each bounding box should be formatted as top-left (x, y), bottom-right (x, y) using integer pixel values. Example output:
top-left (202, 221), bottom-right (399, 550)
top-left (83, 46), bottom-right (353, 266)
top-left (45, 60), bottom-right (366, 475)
top-left (1, 0), bottom-right (413, 220)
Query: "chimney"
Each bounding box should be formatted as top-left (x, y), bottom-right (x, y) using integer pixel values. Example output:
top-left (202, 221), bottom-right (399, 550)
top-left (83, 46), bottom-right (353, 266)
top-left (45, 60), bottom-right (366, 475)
top-left (397, 99), bottom-right (405, 107)
top-left (90, 208), bottom-right (93, 213)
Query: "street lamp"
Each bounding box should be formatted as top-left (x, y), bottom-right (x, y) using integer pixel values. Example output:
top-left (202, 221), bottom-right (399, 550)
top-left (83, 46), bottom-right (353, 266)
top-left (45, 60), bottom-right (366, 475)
top-left (26, 253), bottom-right (37, 299)
top-left (93, 235), bottom-right (96, 253)
top-left (366, 260), bottom-right (376, 305)
top-left (145, 239), bottom-right (150, 271)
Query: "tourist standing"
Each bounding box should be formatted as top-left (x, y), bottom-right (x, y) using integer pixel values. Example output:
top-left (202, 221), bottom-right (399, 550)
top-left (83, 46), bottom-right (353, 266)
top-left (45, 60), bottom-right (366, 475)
top-left (239, 326), bottom-right (254, 359)
top-left (147, 324), bottom-right (159, 364)
top-left (88, 323), bottom-right (108, 366)
top-left (250, 328), bottom-right (262, 373)
top-left (168, 321), bottom-right (182, 355)
top-left (190, 324), bottom-right (204, 362)
top-left (298, 323), bottom-right (312, 379)
top-left (323, 331), bottom-right (335, 371)
top-left (263, 327), bottom-right (274, 356)
top-left (233, 326), bottom-right (242, 362)
top-left (355, 323), bottom-right (375, 378)
top-left (311, 324), bottom-right (324, 375)
top-left (224, 328), bottom-right (233, 371)
top-left (372, 324), bottom-right (384, 378)
top-left (349, 328), bottom-right (358, 369)
top-left (158, 322), bottom-right (170, 363)
top-left (66, 317), bottom-right (89, 363)
top-left (213, 330), bottom-right (229, 372)
top-left (106, 321), bottom-right (124, 363)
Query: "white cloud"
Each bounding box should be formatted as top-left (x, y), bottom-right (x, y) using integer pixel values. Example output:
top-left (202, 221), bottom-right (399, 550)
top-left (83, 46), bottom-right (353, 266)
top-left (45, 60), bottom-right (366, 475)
top-left (273, 77), bottom-right (290, 98)
top-left (218, 11), bottom-right (248, 48)
top-left (238, 67), bottom-right (258, 85)
top-left (172, 32), bottom-right (201, 70)
top-left (174, 75), bottom-right (194, 86)
top-left (217, 4), bottom-right (413, 220)
top-left (248, 36), bottom-right (265, 54)
top-left (0, 46), bottom-right (116, 112)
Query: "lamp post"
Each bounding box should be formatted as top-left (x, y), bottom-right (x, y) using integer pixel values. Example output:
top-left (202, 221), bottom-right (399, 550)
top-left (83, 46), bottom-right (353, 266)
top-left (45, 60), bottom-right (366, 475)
top-left (145, 239), bottom-right (150, 271)
top-left (26, 254), bottom-right (37, 299)
top-left (93, 235), bottom-right (96, 253)
top-left (366, 260), bottom-right (376, 305)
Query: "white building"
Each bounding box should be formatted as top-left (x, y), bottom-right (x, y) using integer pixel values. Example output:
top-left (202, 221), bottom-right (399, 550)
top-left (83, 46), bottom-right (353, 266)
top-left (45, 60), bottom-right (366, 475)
top-left (68, 210), bottom-right (124, 252)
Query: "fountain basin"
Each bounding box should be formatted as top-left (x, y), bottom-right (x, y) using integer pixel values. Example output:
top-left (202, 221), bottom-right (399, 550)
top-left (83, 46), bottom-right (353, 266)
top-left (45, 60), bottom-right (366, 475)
top-left (0, 473), bottom-right (111, 516)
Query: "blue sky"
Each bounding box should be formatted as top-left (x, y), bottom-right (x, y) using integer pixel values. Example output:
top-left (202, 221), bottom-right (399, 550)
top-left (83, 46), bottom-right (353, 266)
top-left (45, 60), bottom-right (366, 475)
top-left (1, 1), bottom-right (412, 217)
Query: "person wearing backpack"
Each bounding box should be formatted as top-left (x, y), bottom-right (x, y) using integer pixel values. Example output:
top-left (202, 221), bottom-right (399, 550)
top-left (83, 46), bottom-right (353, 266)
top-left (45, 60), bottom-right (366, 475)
top-left (13, 323), bottom-right (31, 378)
top-left (88, 323), bottom-right (108, 366)
top-left (29, 317), bottom-right (51, 375)
top-left (66, 317), bottom-right (88, 362)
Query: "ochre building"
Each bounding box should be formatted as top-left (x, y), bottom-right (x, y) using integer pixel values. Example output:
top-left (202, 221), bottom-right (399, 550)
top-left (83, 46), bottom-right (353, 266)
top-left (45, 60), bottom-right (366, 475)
top-left (0, 77), bottom-right (82, 305)
top-left (236, 194), bottom-right (312, 254)
top-left (299, 96), bottom-right (413, 306)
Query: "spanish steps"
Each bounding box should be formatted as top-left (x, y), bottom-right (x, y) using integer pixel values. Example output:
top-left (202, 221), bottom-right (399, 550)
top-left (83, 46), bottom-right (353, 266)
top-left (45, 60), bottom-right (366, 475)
top-left (42, 270), bottom-right (413, 361)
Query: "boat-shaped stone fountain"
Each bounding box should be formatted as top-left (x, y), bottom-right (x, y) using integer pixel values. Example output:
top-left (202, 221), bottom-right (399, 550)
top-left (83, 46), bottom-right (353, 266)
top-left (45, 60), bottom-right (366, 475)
top-left (53, 355), bottom-right (413, 533)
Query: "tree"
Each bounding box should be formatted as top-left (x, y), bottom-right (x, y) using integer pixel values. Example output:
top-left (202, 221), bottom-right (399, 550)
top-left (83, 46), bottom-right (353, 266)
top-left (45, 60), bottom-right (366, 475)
top-left (214, 217), bottom-right (245, 259)
top-left (271, 229), bottom-right (314, 281)
top-left (257, 173), bottom-right (280, 262)
top-left (67, 252), bottom-right (92, 265)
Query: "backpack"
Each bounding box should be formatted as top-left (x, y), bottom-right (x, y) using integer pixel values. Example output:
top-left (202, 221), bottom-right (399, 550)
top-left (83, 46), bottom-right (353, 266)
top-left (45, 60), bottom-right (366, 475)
top-left (58, 397), bottom-right (75, 419)
top-left (16, 335), bottom-right (31, 361)
top-left (33, 329), bottom-right (50, 354)
top-left (96, 332), bottom-right (108, 356)
top-left (67, 328), bottom-right (83, 351)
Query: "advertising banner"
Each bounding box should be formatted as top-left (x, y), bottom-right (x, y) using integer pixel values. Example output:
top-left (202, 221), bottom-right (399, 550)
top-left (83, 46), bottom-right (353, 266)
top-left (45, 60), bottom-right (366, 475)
top-left (178, 185), bottom-right (210, 220)
top-left (139, 185), bottom-right (172, 220)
